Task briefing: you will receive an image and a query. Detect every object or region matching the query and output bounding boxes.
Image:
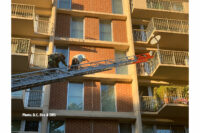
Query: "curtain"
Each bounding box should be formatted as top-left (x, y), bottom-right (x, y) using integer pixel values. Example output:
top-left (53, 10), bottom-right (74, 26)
top-left (100, 21), bottom-right (112, 41)
top-left (71, 18), bottom-right (83, 39)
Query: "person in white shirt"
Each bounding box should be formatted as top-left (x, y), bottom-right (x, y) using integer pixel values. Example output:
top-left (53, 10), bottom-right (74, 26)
top-left (70, 54), bottom-right (88, 70)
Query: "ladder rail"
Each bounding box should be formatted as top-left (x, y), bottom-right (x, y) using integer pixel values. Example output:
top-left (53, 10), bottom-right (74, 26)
top-left (12, 54), bottom-right (152, 92)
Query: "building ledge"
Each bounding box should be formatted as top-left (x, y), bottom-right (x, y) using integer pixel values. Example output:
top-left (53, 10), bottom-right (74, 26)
top-left (49, 110), bottom-right (136, 120)
top-left (57, 8), bottom-right (127, 21)
top-left (70, 73), bottom-right (133, 83)
top-left (55, 37), bottom-right (129, 50)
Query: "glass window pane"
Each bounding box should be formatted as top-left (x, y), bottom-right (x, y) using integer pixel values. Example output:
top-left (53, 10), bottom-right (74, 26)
top-left (70, 18), bottom-right (83, 39)
top-left (112, 0), bottom-right (123, 14)
top-left (58, 0), bottom-right (71, 9)
top-left (49, 120), bottom-right (65, 133)
top-left (101, 84), bottom-right (116, 112)
top-left (100, 21), bottom-right (112, 41)
top-left (12, 120), bottom-right (21, 131)
top-left (67, 83), bottom-right (83, 110)
top-left (142, 124), bottom-right (154, 133)
top-left (25, 121), bottom-right (39, 131)
top-left (120, 123), bottom-right (132, 133)
top-left (156, 125), bottom-right (171, 133)
top-left (55, 46), bottom-right (68, 68)
top-left (115, 51), bottom-right (128, 74)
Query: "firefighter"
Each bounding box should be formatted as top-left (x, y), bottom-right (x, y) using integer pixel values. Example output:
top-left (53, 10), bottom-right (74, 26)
top-left (70, 54), bottom-right (88, 70)
top-left (48, 53), bottom-right (67, 68)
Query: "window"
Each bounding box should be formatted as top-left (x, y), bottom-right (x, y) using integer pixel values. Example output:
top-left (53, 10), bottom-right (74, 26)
top-left (142, 124), bottom-right (154, 133)
top-left (12, 120), bottom-right (21, 132)
top-left (49, 121), bottom-right (65, 133)
top-left (55, 46), bottom-right (69, 68)
top-left (115, 50), bottom-right (128, 75)
top-left (67, 82), bottom-right (84, 110)
top-left (101, 84), bottom-right (116, 112)
top-left (24, 121), bottom-right (39, 131)
top-left (156, 125), bottom-right (171, 133)
top-left (112, 0), bottom-right (123, 14)
top-left (70, 18), bottom-right (83, 39)
top-left (100, 20), bottom-right (112, 41)
top-left (24, 86), bottom-right (43, 107)
top-left (58, 0), bottom-right (71, 9)
top-left (119, 123), bottom-right (132, 133)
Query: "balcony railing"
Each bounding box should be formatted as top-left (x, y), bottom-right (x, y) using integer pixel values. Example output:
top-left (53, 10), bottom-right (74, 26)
top-left (146, 0), bottom-right (184, 12)
top-left (137, 50), bottom-right (189, 76)
top-left (141, 93), bottom-right (188, 112)
top-left (11, 3), bottom-right (35, 19)
top-left (30, 53), bottom-right (48, 68)
top-left (11, 38), bottom-right (31, 55)
top-left (34, 17), bottom-right (51, 35)
top-left (25, 90), bottom-right (43, 107)
top-left (133, 18), bottom-right (188, 42)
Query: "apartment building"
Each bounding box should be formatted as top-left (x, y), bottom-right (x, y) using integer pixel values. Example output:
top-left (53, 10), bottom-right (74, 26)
top-left (11, 0), bottom-right (189, 133)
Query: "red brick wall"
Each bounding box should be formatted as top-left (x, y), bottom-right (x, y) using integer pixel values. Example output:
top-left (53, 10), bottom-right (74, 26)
top-left (85, 17), bottom-right (99, 40)
top-left (66, 119), bottom-right (92, 133)
top-left (116, 83), bottom-right (133, 112)
top-left (71, 0), bottom-right (112, 13)
top-left (112, 20), bottom-right (128, 42)
top-left (49, 81), bottom-right (68, 109)
top-left (93, 120), bottom-right (118, 133)
top-left (84, 81), bottom-right (101, 111)
top-left (69, 45), bottom-right (115, 74)
top-left (55, 13), bottom-right (70, 37)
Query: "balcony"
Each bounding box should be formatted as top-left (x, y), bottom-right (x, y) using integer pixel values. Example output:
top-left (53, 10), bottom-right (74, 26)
top-left (12, 38), bottom-right (31, 73)
top-left (133, 17), bottom-right (188, 50)
top-left (12, 0), bottom-right (52, 8)
top-left (141, 92), bottom-right (188, 118)
top-left (137, 50), bottom-right (189, 81)
top-left (12, 3), bottom-right (51, 37)
top-left (29, 53), bottom-right (48, 69)
top-left (131, 0), bottom-right (188, 20)
top-left (12, 90), bottom-right (24, 111)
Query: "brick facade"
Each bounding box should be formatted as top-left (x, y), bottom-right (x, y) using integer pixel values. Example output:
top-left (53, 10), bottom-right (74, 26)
top-left (85, 17), bottom-right (99, 40)
top-left (55, 13), bottom-right (70, 37)
top-left (112, 20), bottom-right (128, 42)
top-left (116, 83), bottom-right (133, 112)
top-left (69, 45), bottom-right (115, 74)
top-left (71, 0), bottom-right (112, 13)
top-left (65, 119), bottom-right (119, 133)
top-left (49, 81), bottom-right (68, 109)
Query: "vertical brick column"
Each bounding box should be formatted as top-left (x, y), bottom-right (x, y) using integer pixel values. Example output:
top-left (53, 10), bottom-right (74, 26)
top-left (84, 81), bottom-right (93, 111)
top-left (93, 120), bottom-right (118, 133)
top-left (112, 20), bottom-right (128, 42)
top-left (85, 17), bottom-right (99, 40)
top-left (116, 83), bottom-right (133, 112)
top-left (49, 81), bottom-right (68, 109)
top-left (92, 81), bottom-right (101, 111)
top-left (66, 119), bottom-right (92, 133)
top-left (55, 13), bottom-right (70, 38)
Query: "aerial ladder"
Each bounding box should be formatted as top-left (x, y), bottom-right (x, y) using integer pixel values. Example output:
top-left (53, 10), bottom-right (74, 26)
top-left (12, 53), bottom-right (153, 92)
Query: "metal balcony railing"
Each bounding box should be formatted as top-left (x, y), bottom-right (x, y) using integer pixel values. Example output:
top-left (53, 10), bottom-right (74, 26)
top-left (34, 17), bottom-right (51, 35)
top-left (133, 18), bottom-right (188, 42)
top-left (25, 90), bottom-right (43, 107)
top-left (146, 0), bottom-right (184, 12)
top-left (11, 38), bottom-right (31, 55)
top-left (11, 3), bottom-right (35, 19)
top-left (137, 50), bottom-right (189, 76)
top-left (141, 93), bottom-right (188, 112)
top-left (30, 53), bottom-right (48, 69)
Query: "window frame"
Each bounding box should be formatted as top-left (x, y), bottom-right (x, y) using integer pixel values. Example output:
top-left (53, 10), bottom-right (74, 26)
top-left (58, 0), bottom-right (71, 9)
top-left (66, 82), bottom-right (84, 111)
top-left (47, 120), bottom-right (66, 133)
top-left (99, 20), bottom-right (112, 41)
top-left (70, 17), bottom-right (84, 39)
top-left (100, 83), bottom-right (117, 112)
